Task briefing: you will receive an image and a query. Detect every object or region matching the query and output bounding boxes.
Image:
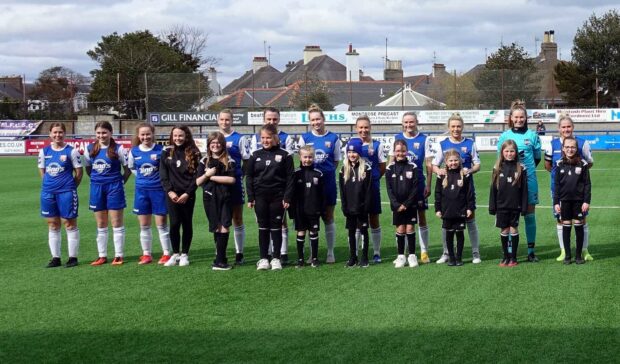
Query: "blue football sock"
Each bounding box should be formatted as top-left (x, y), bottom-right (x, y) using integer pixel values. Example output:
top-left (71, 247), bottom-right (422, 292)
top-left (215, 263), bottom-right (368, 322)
top-left (525, 213), bottom-right (536, 254)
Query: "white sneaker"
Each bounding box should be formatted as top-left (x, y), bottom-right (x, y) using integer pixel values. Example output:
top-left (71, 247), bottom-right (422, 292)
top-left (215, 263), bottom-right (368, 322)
top-left (394, 254), bottom-right (407, 268)
top-left (256, 258), bottom-right (271, 270)
top-left (178, 254), bottom-right (189, 266)
top-left (472, 252), bottom-right (482, 264)
top-left (164, 254), bottom-right (179, 267)
top-left (436, 254), bottom-right (449, 264)
top-left (325, 253), bottom-right (336, 264)
top-left (271, 258), bottom-right (282, 270)
top-left (408, 254), bottom-right (419, 268)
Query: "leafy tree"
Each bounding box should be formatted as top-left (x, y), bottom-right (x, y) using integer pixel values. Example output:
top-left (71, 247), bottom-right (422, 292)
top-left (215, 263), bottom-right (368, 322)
top-left (289, 74), bottom-right (333, 111)
top-left (439, 72), bottom-right (480, 109)
top-left (28, 66), bottom-right (87, 119)
top-left (87, 30), bottom-right (209, 119)
top-left (556, 10), bottom-right (620, 106)
top-left (474, 43), bottom-right (539, 109)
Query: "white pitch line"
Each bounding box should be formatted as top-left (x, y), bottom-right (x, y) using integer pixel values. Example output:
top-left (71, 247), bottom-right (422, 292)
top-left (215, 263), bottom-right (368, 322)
top-left (338, 200), bottom-right (620, 209)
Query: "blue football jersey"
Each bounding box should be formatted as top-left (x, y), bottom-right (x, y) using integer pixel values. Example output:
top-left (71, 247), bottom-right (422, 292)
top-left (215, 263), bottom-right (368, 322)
top-left (224, 130), bottom-right (248, 177)
top-left (298, 131), bottom-right (342, 174)
top-left (38, 145), bottom-right (82, 193)
top-left (433, 137), bottom-right (480, 169)
top-left (84, 144), bottom-right (127, 184)
top-left (349, 137), bottom-right (385, 181)
top-left (128, 144), bottom-right (163, 190)
top-left (392, 132), bottom-right (431, 179)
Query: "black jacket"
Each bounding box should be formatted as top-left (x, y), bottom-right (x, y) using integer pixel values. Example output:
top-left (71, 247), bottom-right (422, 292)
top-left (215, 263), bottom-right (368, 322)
top-left (246, 145), bottom-right (294, 203)
top-left (160, 145), bottom-right (201, 195)
top-left (553, 159), bottom-right (591, 205)
top-left (385, 159), bottom-right (418, 211)
top-left (489, 161), bottom-right (529, 215)
top-left (434, 168), bottom-right (475, 219)
top-left (289, 165), bottom-right (325, 219)
top-left (339, 162), bottom-right (372, 216)
top-left (197, 157), bottom-right (235, 200)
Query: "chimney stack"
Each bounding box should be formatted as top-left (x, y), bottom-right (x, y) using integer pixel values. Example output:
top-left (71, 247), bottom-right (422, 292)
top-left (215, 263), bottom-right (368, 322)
top-left (252, 56), bottom-right (268, 73)
top-left (346, 43), bottom-right (360, 82)
top-left (540, 30), bottom-right (558, 63)
top-left (303, 45), bottom-right (323, 65)
top-left (384, 60), bottom-right (403, 81)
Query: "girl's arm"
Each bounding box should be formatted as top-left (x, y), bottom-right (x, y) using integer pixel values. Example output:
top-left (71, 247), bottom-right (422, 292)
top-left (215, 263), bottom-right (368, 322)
top-left (488, 177), bottom-right (497, 215)
top-left (468, 143), bottom-right (481, 174)
top-left (385, 167), bottom-right (400, 211)
top-left (434, 175), bottom-right (442, 213)
top-left (465, 174), bottom-right (476, 212)
top-left (424, 157), bottom-right (433, 197)
top-left (521, 168), bottom-right (529, 215)
top-left (159, 149), bottom-right (173, 192)
top-left (245, 154), bottom-right (256, 204)
top-left (583, 163), bottom-right (592, 205)
top-left (283, 154), bottom-right (295, 206)
top-left (338, 167), bottom-right (346, 214)
top-left (403, 166), bottom-right (418, 209)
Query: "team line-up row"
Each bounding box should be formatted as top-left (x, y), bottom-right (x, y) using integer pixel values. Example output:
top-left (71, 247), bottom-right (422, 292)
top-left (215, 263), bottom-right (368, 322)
top-left (39, 102), bottom-right (593, 270)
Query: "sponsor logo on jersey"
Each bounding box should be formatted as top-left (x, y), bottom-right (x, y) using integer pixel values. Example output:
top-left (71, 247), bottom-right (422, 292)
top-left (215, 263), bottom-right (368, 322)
top-left (92, 159), bottom-right (111, 174)
top-left (140, 163), bottom-right (157, 176)
top-left (314, 149), bottom-right (328, 164)
top-left (46, 162), bottom-right (65, 177)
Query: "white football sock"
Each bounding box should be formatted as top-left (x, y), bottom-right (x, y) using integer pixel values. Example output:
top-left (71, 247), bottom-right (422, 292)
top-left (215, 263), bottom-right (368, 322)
top-left (467, 219), bottom-right (480, 254)
top-left (418, 225), bottom-right (429, 253)
top-left (140, 225), bottom-right (152, 255)
top-left (583, 223), bottom-right (590, 249)
top-left (281, 228), bottom-right (288, 255)
top-left (66, 227), bottom-right (80, 257)
top-left (556, 224), bottom-right (564, 249)
top-left (96, 227), bottom-right (108, 257)
top-left (371, 227), bottom-right (382, 256)
top-left (325, 222), bottom-right (336, 256)
top-left (442, 228), bottom-right (448, 255)
top-left (113, 226), bottom-right (125, 257)
top-left (157, 224), bottom-right (171, 255)
top-left (48, 228), bottom-right (61, 258)
top-left (234, 225), bottom-right (245, 254)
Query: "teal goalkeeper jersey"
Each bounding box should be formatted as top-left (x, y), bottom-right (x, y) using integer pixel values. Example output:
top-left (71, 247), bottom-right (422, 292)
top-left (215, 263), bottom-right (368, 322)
top-left (497, 129), bottom-right (541, 180)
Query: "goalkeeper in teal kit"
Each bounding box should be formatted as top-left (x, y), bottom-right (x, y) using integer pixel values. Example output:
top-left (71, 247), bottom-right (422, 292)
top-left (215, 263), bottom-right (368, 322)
top-left (497, 101), bottom-right (542, 262)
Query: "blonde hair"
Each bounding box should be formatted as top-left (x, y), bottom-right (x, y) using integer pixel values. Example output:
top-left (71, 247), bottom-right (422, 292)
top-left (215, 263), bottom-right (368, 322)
top-left (441, 149), bottom-right (465, 189)
top-left (558, 113), bottom-right (574, 126)
top-left (299, 145), bottom-right (315, 156)
top-left (132, 122), bottom-right (155, 147)
top-left (492, 140), bottom-right (523, 188)
top-left (219, 108), bottom-right (233, 119)
top-left (447, 112), bottom-right (464, 126)
top-left (508, 99), bottom-right (528, 128)
top-left (342, 151), bottom-right (366, 183)
top-left (308, 104), bottom-right (325, 120)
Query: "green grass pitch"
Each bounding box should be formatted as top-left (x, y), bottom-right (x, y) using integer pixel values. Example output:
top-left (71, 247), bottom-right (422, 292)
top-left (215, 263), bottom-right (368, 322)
top-left (0, 152), bottom-right (618, 363)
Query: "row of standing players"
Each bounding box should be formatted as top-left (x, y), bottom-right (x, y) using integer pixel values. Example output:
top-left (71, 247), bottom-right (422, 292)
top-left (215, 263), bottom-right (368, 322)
top-left (39, 103), bottom-right (593, 269)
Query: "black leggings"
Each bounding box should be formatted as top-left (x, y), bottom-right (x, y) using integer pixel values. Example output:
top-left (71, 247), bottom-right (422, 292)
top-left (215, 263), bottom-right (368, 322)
top-left (255, 194), bottom-right (284, 259)
top-left (167, 193), bottom-right (196, 254)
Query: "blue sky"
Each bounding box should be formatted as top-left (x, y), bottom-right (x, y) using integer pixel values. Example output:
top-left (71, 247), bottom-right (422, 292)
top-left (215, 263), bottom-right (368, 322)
top-left (0, 0), bottom-right (616, 88)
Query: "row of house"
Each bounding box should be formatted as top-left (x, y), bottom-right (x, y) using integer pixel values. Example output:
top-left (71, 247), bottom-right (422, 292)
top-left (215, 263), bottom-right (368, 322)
top-left (0, 76), bottom-right (90, 113)
top-left (213, 30), bottom-right (564, 111)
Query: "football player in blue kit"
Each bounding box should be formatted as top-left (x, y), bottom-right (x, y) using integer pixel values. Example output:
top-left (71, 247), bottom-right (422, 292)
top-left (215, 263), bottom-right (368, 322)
top-left (83, 121), bottom-right (132, 266)
top-left (389, 112), bottom-right (433, 263)
top-left (296, 105), bottom-right (342, 263)
top-left (432, 113), bottom-right (482, 264)
top-left (248, 107), bottom-right (296, 264)
top-left (350, 116), bottom-right (386, 263)
top-left (38, 123), bottom-right (83, 268)
top-left (217, 109), bottom-right (250, 265)
top-left (497, 101), bottom-right (542, 262)
top-left (545, 115), bottom-right (594, 261)
top-left (128, 122), bottom-right (172, 265)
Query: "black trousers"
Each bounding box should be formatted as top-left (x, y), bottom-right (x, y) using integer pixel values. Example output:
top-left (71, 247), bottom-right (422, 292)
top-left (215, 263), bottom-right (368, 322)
top-left (167, 192), bottom-right (196, 254)
top-left (254, 194), bottom-right (284, 259)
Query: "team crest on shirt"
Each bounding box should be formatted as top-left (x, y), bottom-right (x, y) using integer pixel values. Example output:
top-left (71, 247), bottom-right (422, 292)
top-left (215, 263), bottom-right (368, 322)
top-left (150, 154), bottom-right (158, 161)
top-left (524, 139), bottom-right (531, 145)
top-left (325, 141), bottom-right (332, 148)
top-left (266, 160), bottom-right (271, 166)
top-left (368, 147), bottom-right (374, 156)
top-left (406, 171), bottom-right (413, 179)
top-left (413, 143), bottom-right (420, 149)
top-left (275, 155), bottom-right (282, 162)
top-left (576, 167), bottom-right (582, 175)
top-left (457, 180), bottom-right (463, 187)
top-left (59, 155), bottom-right (67, 162)
top-left (226, 141), bottom-right (232, 148)
top-left (461, 147), bottom-right (467, 153)
top-left (306, 182), bottom-right (311, 188)
top-left (507, 177), bottom-right (513, 183)
top-left (313, 177), bottom-right (319, 185)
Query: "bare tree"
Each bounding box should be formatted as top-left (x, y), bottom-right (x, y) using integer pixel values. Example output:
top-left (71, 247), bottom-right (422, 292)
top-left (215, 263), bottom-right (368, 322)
top-left (160, 24), bottom-right (219, 70)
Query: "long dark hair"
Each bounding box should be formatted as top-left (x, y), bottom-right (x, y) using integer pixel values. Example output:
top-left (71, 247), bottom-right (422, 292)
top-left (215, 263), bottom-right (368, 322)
top-left (561, 136), bottom-right (582, 165)
top-left (90, 121), bottom-right (119, 160)
top-left (206, 131), bottom-right (230, 171)
top-left (492, 140), bottom-right (523, 188)
top-left (168, 125), bottom-right (200, 174)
